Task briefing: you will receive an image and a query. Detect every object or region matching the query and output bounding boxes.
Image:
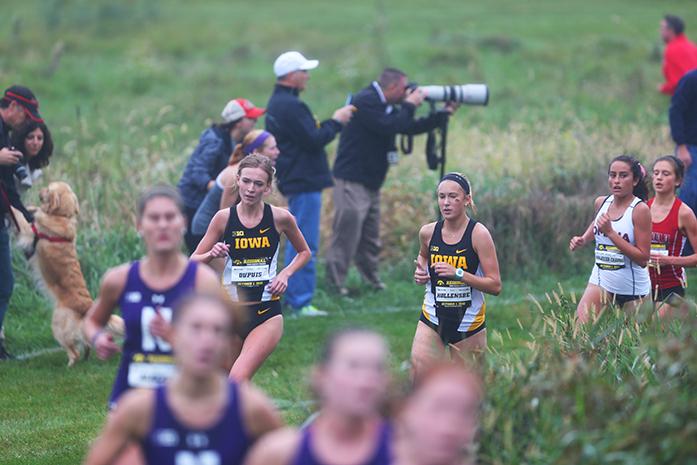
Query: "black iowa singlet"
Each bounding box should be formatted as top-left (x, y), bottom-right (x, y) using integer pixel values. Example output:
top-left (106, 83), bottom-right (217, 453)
top-left (422, 219), bottom-right (486, 334)
top-left (222, 203), bottom-right (281, 303)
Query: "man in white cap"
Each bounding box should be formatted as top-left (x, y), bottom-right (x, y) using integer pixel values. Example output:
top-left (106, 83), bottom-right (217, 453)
top-left (265, 51), bottom-right (354, 317)
top-left (178, 98), bottom-right (264, 252)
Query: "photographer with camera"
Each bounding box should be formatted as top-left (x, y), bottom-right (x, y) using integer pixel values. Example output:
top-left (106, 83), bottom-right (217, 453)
top-left (0, 85), bottom-right (41, 360)
top-left (327, 68), bottom-right (458, 294)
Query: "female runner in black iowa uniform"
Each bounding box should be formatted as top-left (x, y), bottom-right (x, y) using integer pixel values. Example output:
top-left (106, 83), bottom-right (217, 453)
top-left (412, 173), bottom-right (501, 377)
top-left (192, 154), bottom-right (310, 381)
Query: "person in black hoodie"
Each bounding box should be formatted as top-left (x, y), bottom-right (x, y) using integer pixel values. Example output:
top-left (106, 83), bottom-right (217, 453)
top-left (0, 85), bottom-right (40, 359)
top-left (265, 51), bottom-right (354, 316)
top-left (327, 68), bottom-right (457, 294)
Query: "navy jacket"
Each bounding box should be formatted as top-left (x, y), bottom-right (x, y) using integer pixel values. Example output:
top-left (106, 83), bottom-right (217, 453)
top-left (670, 69), bottom-right (697, 146)
top-left (265, 84), bottom-right (342, 195)
top-left (0, 118), bottom-right (31, 223)
top-left (177, 125), bottom-right (233, 210)
top-left (334, 83), bottom-right (445, 191)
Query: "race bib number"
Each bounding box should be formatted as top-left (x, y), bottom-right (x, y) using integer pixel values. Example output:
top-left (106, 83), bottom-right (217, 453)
top-left (229, 265), bottom-right (269, 283)
top-left (435, 285), bottom-right (472, 303)
top-left (128, 361), bottom-right (177, 388)
top-left (651, 243), bottom-right (669, 256)
top-left (595, 244), bottom-right (625, 270)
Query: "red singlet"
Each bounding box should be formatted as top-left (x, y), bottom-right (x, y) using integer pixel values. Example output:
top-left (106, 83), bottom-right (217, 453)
top-left (648, 197), bottom-right (687, 291)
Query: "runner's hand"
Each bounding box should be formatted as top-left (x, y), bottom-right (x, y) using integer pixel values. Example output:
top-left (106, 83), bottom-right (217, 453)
top-left (431, 261), bottom-right (457, 278)
top-left (268, 270), bottom-right (289, 296)
top-left (596, 213), bottom-right (612, 235)
top-left (149, 312), bottom-right (171, 341)
top-left (569, 236), bottom-right (585, 251)
top-left (414, 259), bottom-right (429, 284)
top-left (208, 242), bottom-right (229, 259)
top-left (94, 331), bottom-right (120, 360)
top-left (650, 254), bottom-right (673, 267)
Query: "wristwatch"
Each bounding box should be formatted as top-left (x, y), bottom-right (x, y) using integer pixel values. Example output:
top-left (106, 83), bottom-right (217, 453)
top-left (455, 268), bottom-right (465, 280)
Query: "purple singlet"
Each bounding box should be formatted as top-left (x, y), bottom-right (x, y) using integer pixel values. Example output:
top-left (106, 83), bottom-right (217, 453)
top-left (108, 260), bottom-right (198, 409)
top-left (141, 382), bottom-right (250, 465)
top-left (291, 421), bottom-right (393, 465)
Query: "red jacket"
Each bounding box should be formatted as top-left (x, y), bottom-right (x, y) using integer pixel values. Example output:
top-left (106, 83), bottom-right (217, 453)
top-left (661, 34), bottom-right (697, 95)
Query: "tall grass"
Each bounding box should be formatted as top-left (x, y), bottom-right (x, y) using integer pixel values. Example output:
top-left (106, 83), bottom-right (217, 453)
top-left (481, 289), bottom-right (697, 464)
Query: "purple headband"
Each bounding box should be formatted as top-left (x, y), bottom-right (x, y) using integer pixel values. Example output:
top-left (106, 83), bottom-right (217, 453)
top-left (243, 131), bottom-right (271, 155)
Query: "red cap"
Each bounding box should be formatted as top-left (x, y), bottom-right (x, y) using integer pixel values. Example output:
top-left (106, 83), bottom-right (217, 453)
top-left (2, 85), bottom-right (43, 123)
top-left (221, 98), bottom-right (265, 122)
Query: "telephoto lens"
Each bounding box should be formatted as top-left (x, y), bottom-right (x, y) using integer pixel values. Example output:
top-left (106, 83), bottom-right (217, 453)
top-left (419, 84), bottom-right (489, 105)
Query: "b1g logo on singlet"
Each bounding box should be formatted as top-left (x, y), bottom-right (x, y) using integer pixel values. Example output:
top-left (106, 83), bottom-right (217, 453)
top-left (175, 451), bottom-right (221, 465)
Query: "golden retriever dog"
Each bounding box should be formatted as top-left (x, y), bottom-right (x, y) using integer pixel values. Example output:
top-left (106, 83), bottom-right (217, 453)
top-left (11, 181), bottom-right (123, 366)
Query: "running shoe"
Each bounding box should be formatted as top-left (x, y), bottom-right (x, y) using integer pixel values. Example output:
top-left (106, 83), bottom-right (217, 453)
top-left (294, 305), bottom-right (328, 317)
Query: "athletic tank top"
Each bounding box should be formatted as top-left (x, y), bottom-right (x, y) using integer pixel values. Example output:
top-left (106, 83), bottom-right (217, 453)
top-left (291, 422), bottom-right (392, 465)
top-left (648, 197), bottom-right (687, 291)
top-left (109, 260), bottom-right (198, 408)
top-left (221, 203), bottom-right (281, 302)
top-left (590, 195), bottom-right (650, 296)
top-left (422, 219), bottom-right (486, 333)
top-left (142, 382), bottom-right (250, 465)
top-left (191, 173), bottom-right (224, 235)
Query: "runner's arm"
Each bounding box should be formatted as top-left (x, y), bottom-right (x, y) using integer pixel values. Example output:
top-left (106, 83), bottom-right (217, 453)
top-left (667, 203), bottom-right (697, 267)
top-left (466, 224), bottom-right (502, 295)
top-left (414, 223), bottom-right (435, 285)
top-left (83, 390), bottom-right (151, 465)
top-left (83, 265), bottom-right (128, 358)
top-left (605, 202), bottom-right (650, 267)
top-left (190, 209), bottom-right (229, 264)
top-left (242, 427), bottom-right (299, 465)
top-left (239, 382), bottom-right (284, 439)
top-left (271, 207), bottom-right (311, 288)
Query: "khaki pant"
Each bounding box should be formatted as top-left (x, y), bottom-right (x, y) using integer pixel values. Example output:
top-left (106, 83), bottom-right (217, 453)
top-left (326, 178), bottom-right (382, 288)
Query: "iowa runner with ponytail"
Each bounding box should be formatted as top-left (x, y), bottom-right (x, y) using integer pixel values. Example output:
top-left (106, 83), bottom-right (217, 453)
top-left (411, 173), bottom-right (501, 378)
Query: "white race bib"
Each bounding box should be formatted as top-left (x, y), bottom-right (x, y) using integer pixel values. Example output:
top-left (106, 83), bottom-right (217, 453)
top-left (651, 243), bottom-right (669, 256)
top-left (435, 285), bottom-right (472, 303)
top-left (595, 244), bottom-right (625, 270)
top-left (128, 362), bottom-right (177, 388)
top-left (229, 265), bottom-right (270, 283)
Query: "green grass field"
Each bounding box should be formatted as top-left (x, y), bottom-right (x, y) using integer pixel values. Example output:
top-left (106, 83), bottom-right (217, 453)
top-left (1, 0), bottom-right (697, 463)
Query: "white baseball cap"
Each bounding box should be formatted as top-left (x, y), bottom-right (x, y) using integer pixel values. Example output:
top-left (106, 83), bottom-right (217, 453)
top-left (273, 51), bottom-right (319, 77)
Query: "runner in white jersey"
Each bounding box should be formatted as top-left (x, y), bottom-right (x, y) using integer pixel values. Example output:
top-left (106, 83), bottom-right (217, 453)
top-left (570, 155), bottom-right (651, 323)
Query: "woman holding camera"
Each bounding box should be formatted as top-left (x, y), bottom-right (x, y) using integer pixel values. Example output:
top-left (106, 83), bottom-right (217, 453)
top-left (412, 173), bottom-right (501, 377)
top-left (10, 120), bottom-right (53, 193)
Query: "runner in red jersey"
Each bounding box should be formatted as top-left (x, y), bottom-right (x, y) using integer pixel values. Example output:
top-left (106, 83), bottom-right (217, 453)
top-left (649, 155), bottom-right (697, 316)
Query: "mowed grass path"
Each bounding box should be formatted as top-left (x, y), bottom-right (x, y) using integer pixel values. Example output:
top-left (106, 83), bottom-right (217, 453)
top-left (0, 269), bottom-right (587, 465)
